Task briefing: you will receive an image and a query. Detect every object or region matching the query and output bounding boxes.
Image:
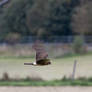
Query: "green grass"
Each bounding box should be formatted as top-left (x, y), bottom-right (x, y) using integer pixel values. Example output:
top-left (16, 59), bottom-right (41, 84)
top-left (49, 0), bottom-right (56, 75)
top-left (0, 53), bottom-right (92, 80)
top-left (0, 79), bottom-right (92, 86)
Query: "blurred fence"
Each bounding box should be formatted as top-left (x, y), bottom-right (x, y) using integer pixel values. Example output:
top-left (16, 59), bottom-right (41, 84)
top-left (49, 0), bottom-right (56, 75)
top-left (16, 36), bottom-right (92, 44)
top-left (1, 36), bottom-right (92, 44)
top-left (0, 36), bottom-right (91, 58)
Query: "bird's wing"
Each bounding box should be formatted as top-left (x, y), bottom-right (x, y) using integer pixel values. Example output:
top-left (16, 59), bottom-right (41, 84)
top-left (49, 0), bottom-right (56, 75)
top-left (32, 40), bottom-right (48, 62)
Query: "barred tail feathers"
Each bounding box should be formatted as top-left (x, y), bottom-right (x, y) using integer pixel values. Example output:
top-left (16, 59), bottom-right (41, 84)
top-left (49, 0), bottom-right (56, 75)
top-left (24, 63), bottom-right (33, 65)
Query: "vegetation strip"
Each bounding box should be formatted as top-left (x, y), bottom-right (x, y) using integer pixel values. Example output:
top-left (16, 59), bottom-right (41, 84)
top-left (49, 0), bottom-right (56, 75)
top-left (0, 79), bottom-right (92, 86)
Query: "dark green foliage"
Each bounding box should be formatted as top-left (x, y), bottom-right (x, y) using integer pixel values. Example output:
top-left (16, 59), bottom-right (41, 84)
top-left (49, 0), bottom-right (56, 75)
top-left (71, 0), bottom-right (92, 36)
top-left (0, 77), bottom-right (92, 86)
top-left (0, 0), bottom-right (34, 42)
top-left (0, 72), bottom-right (92, 86)
top-left (24, 76), bottom-right (43, 82)
top-left (87, 77), bottom-right (92, 82)
top-left (5, 32), bottom-right (21, 44)
top-left (72, 36), bottom-right (86, 54)
top-left (0, 0), bottom-right (81, 41)
top-left (44, 0), bottom-right (71, 36)
top-left (62, 75), bottom-right (69, 81)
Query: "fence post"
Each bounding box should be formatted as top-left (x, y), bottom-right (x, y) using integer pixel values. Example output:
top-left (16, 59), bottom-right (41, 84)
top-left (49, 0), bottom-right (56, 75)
top-left (71, 60), bottom-right (77, 80)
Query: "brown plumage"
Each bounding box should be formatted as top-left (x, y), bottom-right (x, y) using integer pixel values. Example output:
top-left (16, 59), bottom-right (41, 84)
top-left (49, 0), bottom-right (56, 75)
top-left (24, 40), bottom-right (51, 66)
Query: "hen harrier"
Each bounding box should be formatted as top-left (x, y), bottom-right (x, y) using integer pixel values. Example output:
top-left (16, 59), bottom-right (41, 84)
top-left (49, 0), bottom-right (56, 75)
top-left (24, 40), bottom-right (51, 66)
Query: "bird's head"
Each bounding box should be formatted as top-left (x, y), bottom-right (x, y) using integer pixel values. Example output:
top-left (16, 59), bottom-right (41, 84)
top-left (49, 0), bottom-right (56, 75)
top-left (47, 61), bottom-right (51, 65)
top-left (46, 59), bottom-right (51, 65)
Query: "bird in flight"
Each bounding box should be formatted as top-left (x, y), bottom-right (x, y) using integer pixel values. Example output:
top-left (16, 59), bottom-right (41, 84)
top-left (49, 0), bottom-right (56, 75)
top-left (24, 40), bottom-right (51, 66)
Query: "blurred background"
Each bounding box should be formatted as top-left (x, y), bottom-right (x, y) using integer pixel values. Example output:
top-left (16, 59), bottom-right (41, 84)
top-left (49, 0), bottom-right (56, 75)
top-left (0, 0), bottom-right (92, 86)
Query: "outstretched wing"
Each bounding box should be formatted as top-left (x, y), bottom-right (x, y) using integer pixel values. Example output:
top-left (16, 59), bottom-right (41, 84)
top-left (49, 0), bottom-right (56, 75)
top-left (32, 40), bottom-right (48, 62)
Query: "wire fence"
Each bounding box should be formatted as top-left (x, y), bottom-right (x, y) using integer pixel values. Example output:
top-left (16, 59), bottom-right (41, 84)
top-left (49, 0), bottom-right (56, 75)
top-left (0, 36), bottom-right (92, 57)
top-left (16, 36), bottom-right (92, 44)
top-left (0, 36), bottom-right (92, 45)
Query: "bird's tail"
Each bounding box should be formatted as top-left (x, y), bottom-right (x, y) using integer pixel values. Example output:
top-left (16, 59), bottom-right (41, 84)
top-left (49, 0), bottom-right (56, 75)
top-left (24, 63), bottom-right (33, 65)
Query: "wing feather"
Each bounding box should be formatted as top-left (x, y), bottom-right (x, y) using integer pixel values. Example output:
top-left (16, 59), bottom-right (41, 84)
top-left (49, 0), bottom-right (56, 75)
top-left (32, 40), bottom-right (48, 62)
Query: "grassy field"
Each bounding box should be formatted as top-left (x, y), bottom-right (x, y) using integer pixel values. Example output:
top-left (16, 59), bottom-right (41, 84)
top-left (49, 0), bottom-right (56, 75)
top-left (0, 79), bottom-right (92, 86)
top-left (0, 53), bottom-right (92, 81)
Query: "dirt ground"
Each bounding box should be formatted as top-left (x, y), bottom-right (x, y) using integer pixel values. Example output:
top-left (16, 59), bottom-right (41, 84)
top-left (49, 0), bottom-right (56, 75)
top-left (0, 87), bottom-right (92, 92)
